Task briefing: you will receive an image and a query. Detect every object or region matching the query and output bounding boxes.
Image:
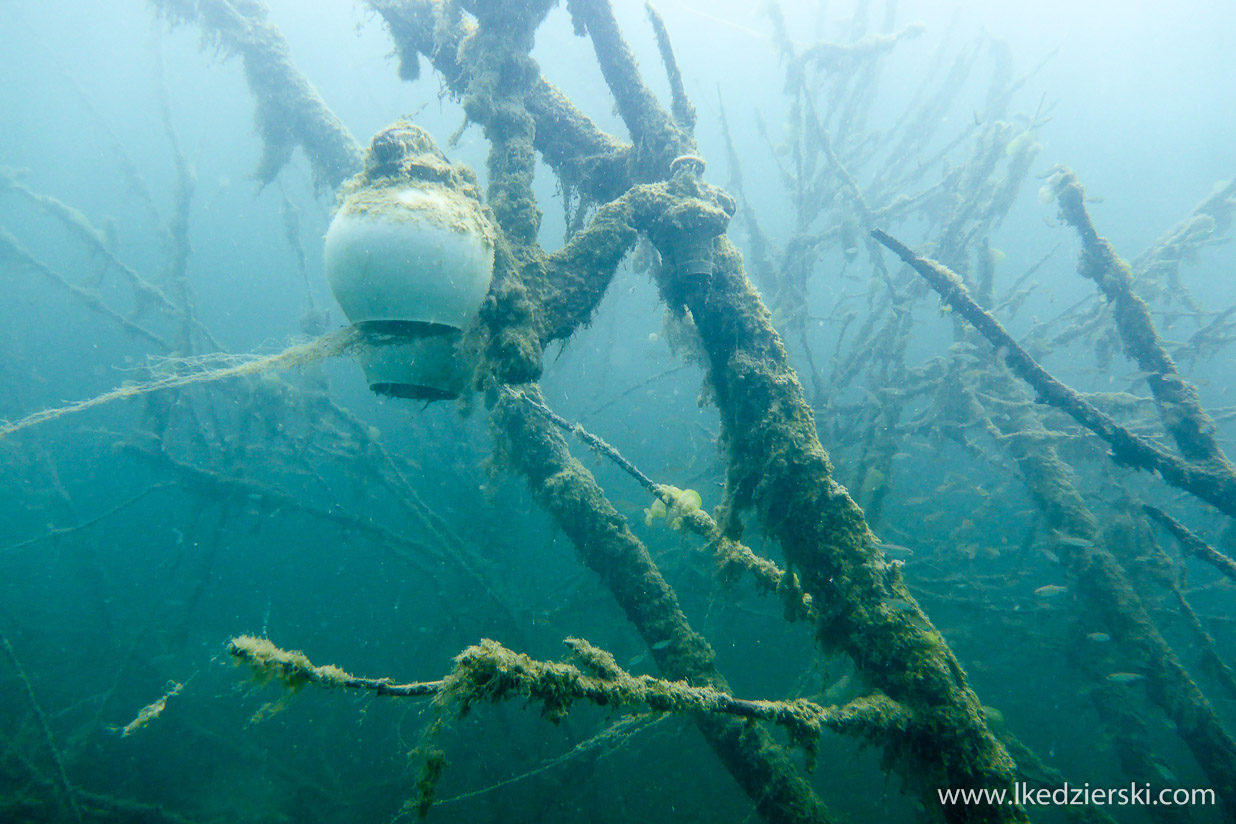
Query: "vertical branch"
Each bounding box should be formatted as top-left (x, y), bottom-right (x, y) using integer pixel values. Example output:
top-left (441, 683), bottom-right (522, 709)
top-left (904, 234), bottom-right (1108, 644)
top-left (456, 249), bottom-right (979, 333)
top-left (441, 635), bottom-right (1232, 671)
top-left (1, 634), bottom-right (84, 824)
top-left (566, 0), bottom-right (694, 178)
top-left (371, 0), bottom-right (634, 201)
top-left (645, 3), bottom-right (696, 133)
top-left (153, 42), bottom-right (198, 353)
top-left (458, 0), bottom-right (550, 245)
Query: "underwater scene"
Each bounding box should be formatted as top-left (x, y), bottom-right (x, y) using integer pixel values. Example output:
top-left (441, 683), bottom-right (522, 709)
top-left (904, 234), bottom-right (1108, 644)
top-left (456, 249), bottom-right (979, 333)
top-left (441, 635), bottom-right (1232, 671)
top-left (3, 1), bottom-right (1236, 822)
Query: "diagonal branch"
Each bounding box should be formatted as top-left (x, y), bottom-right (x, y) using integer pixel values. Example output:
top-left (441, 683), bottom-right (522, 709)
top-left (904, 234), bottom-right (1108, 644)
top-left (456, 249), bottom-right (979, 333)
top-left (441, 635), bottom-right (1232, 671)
top-left (1143, 504), bottom-right (1236, 583)
top-left (152, 0), bottom-right (362, 191)
top-left (1053, 168), bottom-right (1235, 470)
top-left (0, 229), bottom-right (168, 349)
top-left (1, 634), bottom-right (84, 823)
top-left (492, 384), bottom-right (839, 824)
top-left (512, 387), bottom-right (814, 619)
top-left (872, 227), bottom-right (1236, 521)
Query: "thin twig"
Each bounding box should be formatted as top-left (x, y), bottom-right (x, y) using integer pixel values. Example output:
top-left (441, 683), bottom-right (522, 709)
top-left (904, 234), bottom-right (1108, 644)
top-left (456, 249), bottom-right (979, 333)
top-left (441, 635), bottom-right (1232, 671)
top-left (511, 387), bottom-right (813, 618)
top-left (1, 634), bottom-right (84, 823)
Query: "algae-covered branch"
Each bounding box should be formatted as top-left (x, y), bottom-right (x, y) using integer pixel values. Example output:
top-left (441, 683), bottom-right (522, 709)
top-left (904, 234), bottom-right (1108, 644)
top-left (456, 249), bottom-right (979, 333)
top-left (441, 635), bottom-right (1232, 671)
top-left (5, 2), bottom-right (1236, 824)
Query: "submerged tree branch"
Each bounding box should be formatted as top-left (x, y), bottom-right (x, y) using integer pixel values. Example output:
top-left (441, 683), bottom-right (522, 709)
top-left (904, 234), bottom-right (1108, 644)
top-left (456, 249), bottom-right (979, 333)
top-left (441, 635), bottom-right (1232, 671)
top-left (0, 229), bottom-right (168, 349)
top-left (1053, 168), bottom-right (1235, 471)
top-left (153, 0), bottom-right (362, 190)
top-left (492, 385), bottom-right (838, 824)
top-left (369, 0), bottom-right (633, 200)
top-left (1143, 504), bottom-right (1236, 583)
top-left (512, 387), bottom-right (814, 619)
top-left (645, 2), bottom-right (696, 132)
top-left (872, 228), bottom-right (1236, 521)
top-left (1, 635), bottom-right (84, 824)
top-left (566, 0), bottom-right (694, 178)
top-left (229, 635), bottom-right (908, 747)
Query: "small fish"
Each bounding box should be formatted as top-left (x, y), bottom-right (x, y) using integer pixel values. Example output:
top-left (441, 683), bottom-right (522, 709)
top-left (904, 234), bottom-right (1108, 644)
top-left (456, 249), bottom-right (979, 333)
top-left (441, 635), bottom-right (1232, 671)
top-left (1051, 532), bottom-right (1093, 549)
top-left (887, 598), bottom-right (931, 630)
top-left (1086, 632), bottom-right (1111, 643)
top-left (876, 540), bottom-right (914, 557)
top-left (1034, 584), bottom-right (1068, 598)
top-left (626, 652), bottom-right (649, 669)
top-left (1106, 672), bottom-right (1146, 684)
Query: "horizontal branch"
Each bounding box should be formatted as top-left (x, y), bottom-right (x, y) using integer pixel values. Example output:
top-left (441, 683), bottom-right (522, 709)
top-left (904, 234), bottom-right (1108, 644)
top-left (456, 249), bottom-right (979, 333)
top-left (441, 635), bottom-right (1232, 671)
top-left (229, 635), bottom-right (906, 746)
top-left (230, 635), bottom-right (441, 696)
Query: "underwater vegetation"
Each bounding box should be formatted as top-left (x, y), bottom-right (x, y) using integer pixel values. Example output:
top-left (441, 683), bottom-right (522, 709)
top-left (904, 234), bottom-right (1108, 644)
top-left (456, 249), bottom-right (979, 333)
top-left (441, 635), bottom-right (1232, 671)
top-left (2, 1), bottom-right (1236, 823)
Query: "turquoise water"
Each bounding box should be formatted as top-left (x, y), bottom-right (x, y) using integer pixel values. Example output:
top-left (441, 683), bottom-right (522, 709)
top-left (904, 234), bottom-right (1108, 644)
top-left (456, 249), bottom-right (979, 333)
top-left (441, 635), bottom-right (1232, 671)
top-left (2, 2), bottom-right (1235, 822)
